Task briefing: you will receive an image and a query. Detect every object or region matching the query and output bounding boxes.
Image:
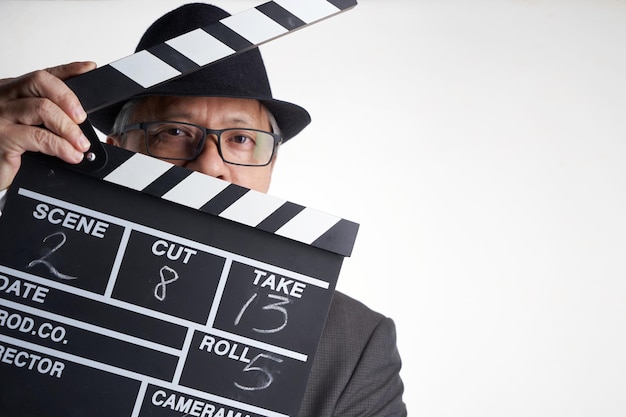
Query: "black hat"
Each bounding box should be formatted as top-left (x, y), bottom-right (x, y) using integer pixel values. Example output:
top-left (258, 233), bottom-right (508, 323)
top-left (89, 3), bottom-right (311, 142)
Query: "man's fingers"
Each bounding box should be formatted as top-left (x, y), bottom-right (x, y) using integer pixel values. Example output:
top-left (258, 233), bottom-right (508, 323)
top-left (0, 62), bottom-right (95, 190)
top-left (0, 61), bottom-right (96, 124)
top-left (45, 61), bottom-right (97, 82)
top-left (21, 70), bottom-right (87, 124)
top-left (0, 121), bottom-right (86, 190)
top-left (1, 122), bottom-right (85, 164)
top-left (0, 96), bottom-right (91, 153)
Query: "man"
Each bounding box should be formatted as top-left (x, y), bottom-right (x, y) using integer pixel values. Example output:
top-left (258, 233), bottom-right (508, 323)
top-left (0, 4), bottom-right (406, 416)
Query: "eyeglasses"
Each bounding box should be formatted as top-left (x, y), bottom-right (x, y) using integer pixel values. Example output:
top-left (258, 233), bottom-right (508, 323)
top-left (119, 121), bottom-right (282, 166)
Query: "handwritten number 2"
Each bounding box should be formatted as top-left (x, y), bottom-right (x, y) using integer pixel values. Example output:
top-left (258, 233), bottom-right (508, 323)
top-left (234, 293), bottom-right (290, 334)
top-left (27, 232), bottom-right (77, 280)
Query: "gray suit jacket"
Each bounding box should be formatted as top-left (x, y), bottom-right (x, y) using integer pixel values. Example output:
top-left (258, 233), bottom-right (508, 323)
top-left (299, 291), bottom-right (407, 416)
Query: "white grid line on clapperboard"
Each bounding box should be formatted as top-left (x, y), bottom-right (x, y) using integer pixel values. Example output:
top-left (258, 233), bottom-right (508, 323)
top-left (19, 187), bottom-right (329, 290)
top-left (12, 188), bottom-right (323, 361)
top-left (0, 263), bottom-right (307, 363)
top-left (0, 333), bottom-right (289, 417)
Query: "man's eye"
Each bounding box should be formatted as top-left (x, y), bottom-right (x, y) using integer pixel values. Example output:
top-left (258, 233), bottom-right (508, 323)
top-left (224, 131), bottom-right (257, 147)
top-left (164, 128), bottom-right (184, 136)
top-left (232, 135), bottom-right (251, 144)
top-left (153, 126), bottom-right (193, 140)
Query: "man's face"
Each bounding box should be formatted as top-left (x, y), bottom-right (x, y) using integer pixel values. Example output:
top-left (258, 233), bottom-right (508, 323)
top-left (107, 96), bottom-right (277, 193)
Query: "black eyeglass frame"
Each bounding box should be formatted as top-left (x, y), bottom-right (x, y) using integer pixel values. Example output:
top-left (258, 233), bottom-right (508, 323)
top-left (119, 121), bottom-right (282, 167)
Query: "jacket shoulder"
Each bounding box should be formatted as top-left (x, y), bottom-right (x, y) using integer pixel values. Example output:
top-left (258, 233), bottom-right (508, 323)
top-left (324, 291), bottom-right (387, 342)
top-left (299, 291), bottom-right (407, 417)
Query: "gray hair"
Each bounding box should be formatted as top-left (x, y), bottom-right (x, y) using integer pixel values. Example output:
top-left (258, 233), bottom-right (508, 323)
top-left (110, 98), bottom-right (142, 140)
top-left (111, 98), bottom-right (282, 145)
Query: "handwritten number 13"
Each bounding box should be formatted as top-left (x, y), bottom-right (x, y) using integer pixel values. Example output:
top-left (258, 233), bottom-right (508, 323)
top-left (232, 294), bottom-right (290, 391)
top-left (234, 293), bottom-right (290, 334)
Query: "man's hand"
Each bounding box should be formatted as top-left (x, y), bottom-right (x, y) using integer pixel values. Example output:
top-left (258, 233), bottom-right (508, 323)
top-left (0, 61), bottom-right (97, 190)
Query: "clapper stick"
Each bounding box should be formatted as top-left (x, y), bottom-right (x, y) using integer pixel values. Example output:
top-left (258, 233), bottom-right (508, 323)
top-left (66, 0), bottom-right (357, 167)
top-left (66, 0), bottom-right (357, 172)
top-left (68, 0), bottom-right (357, 114)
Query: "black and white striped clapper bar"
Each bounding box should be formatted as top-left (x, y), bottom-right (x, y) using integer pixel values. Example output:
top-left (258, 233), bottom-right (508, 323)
top-left (67, 0), bottom-right (357, 114)
top-left (0, 2), bottom-right (360, 417)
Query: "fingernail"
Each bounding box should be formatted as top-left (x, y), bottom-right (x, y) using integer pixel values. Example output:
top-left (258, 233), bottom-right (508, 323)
top-left (79, 134), bottom-right (91, 150)
top-left (74, 107), bottom-right (87, 122)
top-left (72, 150), bottom-right (85, 163)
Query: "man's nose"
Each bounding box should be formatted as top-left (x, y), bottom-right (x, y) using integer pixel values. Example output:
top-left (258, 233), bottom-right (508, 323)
top-left (185, 137), bottom-right (228, 180)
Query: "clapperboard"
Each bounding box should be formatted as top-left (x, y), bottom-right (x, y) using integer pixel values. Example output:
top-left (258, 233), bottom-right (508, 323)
top-left (0, 1), bottom-right (358, 416)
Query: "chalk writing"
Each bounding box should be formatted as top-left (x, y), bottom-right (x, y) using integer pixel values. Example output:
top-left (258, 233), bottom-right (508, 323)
top-left (27, 232), bottom-right (77, 280)
top-left (234, 352), bottom-right (284, 391)
top-left (154, 265), bottom-right (180, 301)
top-left (234, 293), bottom-right (290, 334)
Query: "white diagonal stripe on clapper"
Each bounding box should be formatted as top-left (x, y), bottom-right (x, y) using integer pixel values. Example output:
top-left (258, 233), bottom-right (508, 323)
top-left (276, 207), bottom-right (341, 245)
top-left (110, 50), bottom-right (180, 89)
top-left (104, 154), bottom-right (173, 191)
top-left (166, 28), bottom-right (235, 65)
top-left (219, 190), bottom-right (286, 227)
top-left (162, 171), bottom-right (230, 209)
top-left (222, 8), bottom-right (288, 45)
top-left (275, 0), bottom-right (341, 23)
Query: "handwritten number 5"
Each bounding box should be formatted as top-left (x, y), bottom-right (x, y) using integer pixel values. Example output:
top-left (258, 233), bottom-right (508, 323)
top-left (234, 353), bottom-right (283, 391)
top-left (28, 232), bottom-right (77, 280)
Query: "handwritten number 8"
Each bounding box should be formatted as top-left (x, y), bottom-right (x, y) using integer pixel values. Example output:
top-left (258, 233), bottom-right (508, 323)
top-left (154, 265), bottom-right (179, 301)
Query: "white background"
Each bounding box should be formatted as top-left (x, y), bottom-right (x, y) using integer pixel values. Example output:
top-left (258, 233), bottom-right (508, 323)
top-left (2, 0), bottom-right (626, 416)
